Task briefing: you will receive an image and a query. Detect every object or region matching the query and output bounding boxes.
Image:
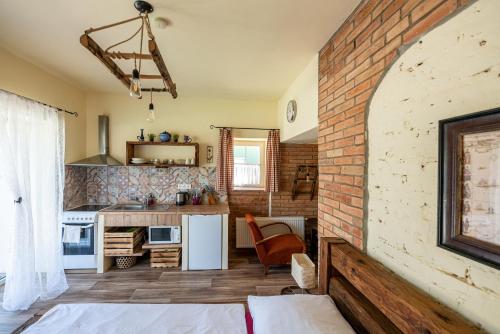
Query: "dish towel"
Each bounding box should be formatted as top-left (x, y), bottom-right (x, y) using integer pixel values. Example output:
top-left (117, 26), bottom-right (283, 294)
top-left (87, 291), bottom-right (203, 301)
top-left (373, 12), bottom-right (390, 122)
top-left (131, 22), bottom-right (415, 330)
top-left (63, 225), bottom-right (81, 243)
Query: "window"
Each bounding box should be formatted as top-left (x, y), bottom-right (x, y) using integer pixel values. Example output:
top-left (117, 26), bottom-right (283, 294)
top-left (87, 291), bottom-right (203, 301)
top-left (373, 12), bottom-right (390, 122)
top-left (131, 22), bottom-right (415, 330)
top-left (234, 138), bottom-right (266, 189)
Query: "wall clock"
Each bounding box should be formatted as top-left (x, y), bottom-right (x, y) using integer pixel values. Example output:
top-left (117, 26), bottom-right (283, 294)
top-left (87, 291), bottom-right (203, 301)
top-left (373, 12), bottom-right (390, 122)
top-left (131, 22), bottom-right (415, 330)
top-left (287, 100), bottom-right (297, 123)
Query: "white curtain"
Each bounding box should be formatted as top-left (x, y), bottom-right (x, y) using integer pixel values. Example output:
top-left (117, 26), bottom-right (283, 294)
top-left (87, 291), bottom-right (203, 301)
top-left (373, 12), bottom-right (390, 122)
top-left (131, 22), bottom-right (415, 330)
top-left (0, 90), bottom-right (68, 311)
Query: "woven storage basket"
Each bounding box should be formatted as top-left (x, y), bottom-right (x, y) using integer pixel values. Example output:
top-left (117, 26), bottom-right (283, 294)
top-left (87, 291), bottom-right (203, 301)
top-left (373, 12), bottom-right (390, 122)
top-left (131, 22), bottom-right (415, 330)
top-left (291, 253), bottom-right (316, 289)
top-left (116, 256), bottom-right (137, 269)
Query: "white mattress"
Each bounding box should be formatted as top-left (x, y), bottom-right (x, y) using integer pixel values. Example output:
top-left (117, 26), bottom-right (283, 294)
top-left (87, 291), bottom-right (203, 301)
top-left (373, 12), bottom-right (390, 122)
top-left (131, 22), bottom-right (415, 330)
top-left (23, 303), bottom-right (247, 334)
top-left (248, 295), bottom-right (355, 334)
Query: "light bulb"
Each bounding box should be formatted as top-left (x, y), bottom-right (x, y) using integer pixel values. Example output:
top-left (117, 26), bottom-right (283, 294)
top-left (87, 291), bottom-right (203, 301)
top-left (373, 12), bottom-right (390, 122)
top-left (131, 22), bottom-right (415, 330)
top-left (146, 102), bottom-right (155, 122)
top-left (129, 69), bottom-right (142, 98)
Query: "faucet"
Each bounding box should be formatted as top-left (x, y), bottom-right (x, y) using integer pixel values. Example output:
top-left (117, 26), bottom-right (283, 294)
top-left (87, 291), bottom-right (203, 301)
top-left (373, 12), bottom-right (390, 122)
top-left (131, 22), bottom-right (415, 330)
top-left (129, 196), bottom-right (141, 203)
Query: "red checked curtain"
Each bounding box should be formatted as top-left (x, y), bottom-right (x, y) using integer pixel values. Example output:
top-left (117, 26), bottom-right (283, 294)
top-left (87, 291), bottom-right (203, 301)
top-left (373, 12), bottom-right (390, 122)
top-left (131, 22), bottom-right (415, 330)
top-left (216, 128), bottom-right (234, 192)
top-left (265, 129), bottom-right (280, 192)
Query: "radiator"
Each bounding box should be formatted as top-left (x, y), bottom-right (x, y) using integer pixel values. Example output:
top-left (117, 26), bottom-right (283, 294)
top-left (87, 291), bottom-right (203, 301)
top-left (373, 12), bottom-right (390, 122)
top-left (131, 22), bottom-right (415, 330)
top-left (236, 216), bottom-right (305, 248)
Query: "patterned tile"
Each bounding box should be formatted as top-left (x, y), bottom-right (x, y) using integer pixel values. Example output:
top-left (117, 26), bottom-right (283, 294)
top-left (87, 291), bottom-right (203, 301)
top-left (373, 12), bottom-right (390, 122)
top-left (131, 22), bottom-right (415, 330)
top-left (64, 165), bottom-right (222, 206)
top-left (126, 166), bottom-right (150, 201)
top-left (107, 167), bottom-right (129, 203)
top-left (64, 166), bottom-right (87, 209)
top-left (87, 167), bottom-right (108, 204)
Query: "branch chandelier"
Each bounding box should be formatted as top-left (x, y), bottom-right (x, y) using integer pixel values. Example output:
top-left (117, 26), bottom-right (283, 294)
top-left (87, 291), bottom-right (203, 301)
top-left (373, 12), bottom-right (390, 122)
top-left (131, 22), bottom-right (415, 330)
top-left (80, 0), bottom-right (177, 103)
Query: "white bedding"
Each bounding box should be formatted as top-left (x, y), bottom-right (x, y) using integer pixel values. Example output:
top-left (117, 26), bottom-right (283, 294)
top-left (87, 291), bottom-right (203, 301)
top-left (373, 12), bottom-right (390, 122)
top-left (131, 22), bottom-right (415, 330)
top-left (248, 295), bottom-right (355, 334)
top-left (23, 303), bottom-right (247, 334)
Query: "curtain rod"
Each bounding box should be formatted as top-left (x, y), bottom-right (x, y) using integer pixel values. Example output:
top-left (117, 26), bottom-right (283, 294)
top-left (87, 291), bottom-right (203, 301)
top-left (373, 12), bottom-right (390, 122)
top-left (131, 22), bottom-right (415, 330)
top-left (0, 89), bottom-right (79, 117)
top-left (210, 125), bottom-right (278, 131)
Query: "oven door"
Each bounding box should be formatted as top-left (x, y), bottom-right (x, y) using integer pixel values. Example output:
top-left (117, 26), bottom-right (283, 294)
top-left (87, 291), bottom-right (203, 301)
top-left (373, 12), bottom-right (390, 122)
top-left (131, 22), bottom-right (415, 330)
top-left (62, 222), bottom-right (97, 269)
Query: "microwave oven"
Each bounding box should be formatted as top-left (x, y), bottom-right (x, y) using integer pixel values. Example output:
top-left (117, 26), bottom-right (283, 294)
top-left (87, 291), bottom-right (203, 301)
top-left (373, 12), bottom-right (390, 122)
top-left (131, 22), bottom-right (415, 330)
top-left (148, 226), bottom-right (181, 244)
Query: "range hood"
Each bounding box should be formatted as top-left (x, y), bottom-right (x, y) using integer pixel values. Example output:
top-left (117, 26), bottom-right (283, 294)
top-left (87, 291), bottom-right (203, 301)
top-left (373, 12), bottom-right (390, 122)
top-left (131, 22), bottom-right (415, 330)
top-left (67, 115), bottom-right (122, 167)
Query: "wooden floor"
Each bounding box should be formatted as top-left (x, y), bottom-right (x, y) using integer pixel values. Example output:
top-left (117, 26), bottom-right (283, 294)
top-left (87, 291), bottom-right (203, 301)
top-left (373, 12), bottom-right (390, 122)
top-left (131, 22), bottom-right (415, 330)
top-left (0, 250), bottom-right (296, 333)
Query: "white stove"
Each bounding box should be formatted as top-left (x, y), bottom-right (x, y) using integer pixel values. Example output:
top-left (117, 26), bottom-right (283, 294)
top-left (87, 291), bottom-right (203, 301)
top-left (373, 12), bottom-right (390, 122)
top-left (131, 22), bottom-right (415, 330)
top-left (62, 205), bottom-right (109, 269)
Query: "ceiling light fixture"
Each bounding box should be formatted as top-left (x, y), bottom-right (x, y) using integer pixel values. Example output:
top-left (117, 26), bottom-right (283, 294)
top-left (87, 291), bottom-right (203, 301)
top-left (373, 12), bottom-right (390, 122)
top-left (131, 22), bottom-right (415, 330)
top-left (130, 68), bottom-right (142, 98)
top-left (80, 0), bottom-right (177, 99)
top-left (147, 89), bottom-right (156, 122)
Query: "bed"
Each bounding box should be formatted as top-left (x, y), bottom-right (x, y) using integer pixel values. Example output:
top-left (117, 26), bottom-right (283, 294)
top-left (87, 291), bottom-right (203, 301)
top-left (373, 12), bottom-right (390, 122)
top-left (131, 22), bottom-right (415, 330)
top-left (21, 303), bottom-right (247, 334)
top-left (318, 237), bottom-right (480, 333)
top-left (17, 237), bottom-right (480, 334)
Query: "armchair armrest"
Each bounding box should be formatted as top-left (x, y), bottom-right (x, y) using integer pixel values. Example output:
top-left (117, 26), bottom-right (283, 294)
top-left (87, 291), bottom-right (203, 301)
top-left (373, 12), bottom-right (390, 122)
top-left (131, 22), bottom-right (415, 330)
top-left (255, 233), bottom-right (303, 245)
top-left (256, 233), bottom-right (287, 245)
top-left (259, 222), bottom-right (293, 233)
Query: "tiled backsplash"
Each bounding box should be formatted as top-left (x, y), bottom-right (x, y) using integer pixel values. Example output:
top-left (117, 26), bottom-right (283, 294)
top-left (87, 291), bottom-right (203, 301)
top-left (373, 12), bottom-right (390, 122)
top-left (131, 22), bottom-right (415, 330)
top-left (64, 166), bottom-right (220, 209)
top-left (64, 166), bottom-right (87, 209)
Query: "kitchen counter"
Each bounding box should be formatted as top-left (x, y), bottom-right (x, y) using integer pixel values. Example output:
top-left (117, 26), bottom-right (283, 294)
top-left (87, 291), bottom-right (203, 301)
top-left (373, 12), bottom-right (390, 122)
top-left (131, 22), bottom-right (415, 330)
top-left (99, 203), bottom-right (230, 215)
top-left (96, 203), bottom-right (230, 273)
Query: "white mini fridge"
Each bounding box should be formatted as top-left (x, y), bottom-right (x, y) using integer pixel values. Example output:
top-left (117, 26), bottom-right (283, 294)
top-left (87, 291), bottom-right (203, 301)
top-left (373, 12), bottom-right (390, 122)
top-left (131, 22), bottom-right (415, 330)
top-left (187, 215), bottom-right (222, 270)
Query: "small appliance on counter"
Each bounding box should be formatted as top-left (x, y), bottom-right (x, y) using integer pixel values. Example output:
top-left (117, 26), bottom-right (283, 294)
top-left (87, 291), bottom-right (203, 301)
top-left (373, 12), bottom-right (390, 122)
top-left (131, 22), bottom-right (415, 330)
top-left (176, 191), bottom-right (189, 206)
top-left (148, 226), bottom-right (181, 244)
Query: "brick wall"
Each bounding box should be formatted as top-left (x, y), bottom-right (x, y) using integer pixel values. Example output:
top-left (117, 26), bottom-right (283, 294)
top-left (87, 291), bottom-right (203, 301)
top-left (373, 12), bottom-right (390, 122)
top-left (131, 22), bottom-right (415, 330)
top-left (228, 143), bottom-right (318, 248)
top-left (318, 0), bottom-right (471, 249)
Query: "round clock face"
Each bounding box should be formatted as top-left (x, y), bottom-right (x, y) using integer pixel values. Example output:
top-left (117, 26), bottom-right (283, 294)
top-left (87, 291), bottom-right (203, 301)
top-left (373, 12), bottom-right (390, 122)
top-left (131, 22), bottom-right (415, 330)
top-left (287, 100), bottom-right (297, 123)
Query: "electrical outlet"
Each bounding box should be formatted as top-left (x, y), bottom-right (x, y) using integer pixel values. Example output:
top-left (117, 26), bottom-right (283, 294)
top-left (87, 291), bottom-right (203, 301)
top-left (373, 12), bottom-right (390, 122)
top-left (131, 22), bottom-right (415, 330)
top-left (178, 184), bottom-right (191, 190)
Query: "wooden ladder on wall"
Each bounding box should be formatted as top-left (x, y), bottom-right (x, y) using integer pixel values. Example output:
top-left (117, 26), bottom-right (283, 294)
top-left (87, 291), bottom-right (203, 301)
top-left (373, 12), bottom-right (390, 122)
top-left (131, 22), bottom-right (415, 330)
top-left (291, 165), bottom-right (318, 200)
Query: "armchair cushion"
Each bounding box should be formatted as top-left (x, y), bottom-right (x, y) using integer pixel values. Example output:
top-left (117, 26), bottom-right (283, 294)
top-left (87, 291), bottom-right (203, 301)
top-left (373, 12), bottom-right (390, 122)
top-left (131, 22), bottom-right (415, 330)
top-left (263, 234), bottom-right (305, 264)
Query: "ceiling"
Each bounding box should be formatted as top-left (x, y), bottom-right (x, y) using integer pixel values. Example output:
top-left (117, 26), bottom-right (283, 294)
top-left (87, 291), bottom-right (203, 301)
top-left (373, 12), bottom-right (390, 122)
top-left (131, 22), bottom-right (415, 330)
top-left (0, 0), bottom-right (358, 100)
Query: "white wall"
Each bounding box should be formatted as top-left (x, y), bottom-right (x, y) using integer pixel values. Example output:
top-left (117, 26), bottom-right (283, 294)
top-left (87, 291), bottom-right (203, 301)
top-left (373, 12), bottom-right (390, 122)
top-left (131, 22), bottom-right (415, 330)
top-left (367, 1), bottom-right (500, 331)
top-left (85, 93), bottom-right (277, 166)
top-left (0, 48), bottom-right (87, 163)
top-left (278, 55), bottom-right (318, 143)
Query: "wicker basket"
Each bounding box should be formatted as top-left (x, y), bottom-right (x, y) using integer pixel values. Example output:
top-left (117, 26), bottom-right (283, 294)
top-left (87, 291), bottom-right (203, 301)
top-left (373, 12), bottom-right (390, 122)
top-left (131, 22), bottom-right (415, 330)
top-left (115, 256), bottom-right (137, 269)
top-left (291, 253), bottom-right (316, 289)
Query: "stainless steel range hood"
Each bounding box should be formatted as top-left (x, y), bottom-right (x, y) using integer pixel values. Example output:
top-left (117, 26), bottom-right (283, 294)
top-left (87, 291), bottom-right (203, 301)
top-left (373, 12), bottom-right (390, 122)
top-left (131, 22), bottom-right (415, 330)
top-left (67, 115), bottom-right (122, 167)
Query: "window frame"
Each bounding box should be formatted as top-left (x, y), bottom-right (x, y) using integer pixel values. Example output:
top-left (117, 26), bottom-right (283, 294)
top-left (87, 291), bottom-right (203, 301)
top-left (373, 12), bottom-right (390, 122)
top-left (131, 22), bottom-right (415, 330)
top-left (233, 138), bottom-right (267, 190)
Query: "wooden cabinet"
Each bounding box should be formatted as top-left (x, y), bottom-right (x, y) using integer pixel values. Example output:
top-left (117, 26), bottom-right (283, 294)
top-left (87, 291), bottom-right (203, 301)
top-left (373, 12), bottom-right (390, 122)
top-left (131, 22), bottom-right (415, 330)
top-left (104, 213), bottom-right (181, 227)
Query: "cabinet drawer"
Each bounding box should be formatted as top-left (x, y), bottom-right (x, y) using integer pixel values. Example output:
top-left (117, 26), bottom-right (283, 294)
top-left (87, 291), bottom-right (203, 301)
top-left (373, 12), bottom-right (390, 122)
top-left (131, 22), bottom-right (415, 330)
top-left (104, 214), bottom-right (180, 226)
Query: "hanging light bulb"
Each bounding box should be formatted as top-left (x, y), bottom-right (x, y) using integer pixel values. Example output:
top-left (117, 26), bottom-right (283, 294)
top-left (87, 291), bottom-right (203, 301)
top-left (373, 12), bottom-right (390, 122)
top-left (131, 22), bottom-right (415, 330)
top-left (146, 90), bottom-right (155, 122)
top-left (129, 68), bottom-right (142, 98)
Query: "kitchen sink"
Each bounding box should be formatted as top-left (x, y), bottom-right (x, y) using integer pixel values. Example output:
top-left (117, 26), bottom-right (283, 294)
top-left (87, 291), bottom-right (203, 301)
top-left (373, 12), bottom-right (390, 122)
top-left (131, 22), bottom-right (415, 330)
top-left (111, 204), bottom-right (146, 210)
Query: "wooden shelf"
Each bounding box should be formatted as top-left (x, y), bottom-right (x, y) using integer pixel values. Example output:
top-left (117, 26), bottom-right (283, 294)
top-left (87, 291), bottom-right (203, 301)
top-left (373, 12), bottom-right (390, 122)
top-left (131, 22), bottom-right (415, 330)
top-left (127, 141), bottom-right (198, 147)
top-left (129, 163), bottom-right (196, 168)
top-left (142, 242), bottom-right (182, 249)
top-left (104, 245), bottom-right (146, 257)
top-left (126, 141), bottom-right (199, 167)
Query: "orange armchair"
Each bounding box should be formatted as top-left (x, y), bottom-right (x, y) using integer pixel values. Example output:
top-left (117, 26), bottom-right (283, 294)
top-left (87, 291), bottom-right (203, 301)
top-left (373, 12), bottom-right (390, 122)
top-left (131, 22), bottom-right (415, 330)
top-left (245, 213), bottom-right (306, 274)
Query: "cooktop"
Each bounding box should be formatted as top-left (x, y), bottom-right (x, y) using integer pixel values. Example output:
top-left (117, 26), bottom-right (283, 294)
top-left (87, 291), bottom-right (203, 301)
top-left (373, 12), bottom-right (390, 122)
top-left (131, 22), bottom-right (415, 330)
top-left (65, 204), bottom-right (111, 212)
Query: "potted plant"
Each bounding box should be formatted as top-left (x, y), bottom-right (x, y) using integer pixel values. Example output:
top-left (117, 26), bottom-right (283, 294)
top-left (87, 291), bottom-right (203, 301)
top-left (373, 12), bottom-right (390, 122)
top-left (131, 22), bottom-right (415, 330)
top-left (172, 133), bottom-right (179, 143)
top-left (147, 133), bottom-right (156, 142)
top-left (203, 184), bottom-right (217, 205)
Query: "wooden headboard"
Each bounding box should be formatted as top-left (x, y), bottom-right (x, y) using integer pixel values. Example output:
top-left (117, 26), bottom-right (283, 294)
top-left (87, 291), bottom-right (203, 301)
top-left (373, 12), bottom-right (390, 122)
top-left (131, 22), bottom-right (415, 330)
top-left (319, 237), bottom-right (481, 334)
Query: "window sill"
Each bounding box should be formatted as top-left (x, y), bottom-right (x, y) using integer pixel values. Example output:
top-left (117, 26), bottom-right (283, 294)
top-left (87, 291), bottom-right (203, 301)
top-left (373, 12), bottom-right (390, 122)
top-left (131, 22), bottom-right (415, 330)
top-left (233, 187), bottom-right (266, 192)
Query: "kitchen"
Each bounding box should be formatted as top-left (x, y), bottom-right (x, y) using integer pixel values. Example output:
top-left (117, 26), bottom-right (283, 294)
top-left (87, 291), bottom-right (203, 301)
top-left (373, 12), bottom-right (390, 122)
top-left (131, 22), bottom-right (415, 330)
top-left (63, 115), bottom-right (232, 273)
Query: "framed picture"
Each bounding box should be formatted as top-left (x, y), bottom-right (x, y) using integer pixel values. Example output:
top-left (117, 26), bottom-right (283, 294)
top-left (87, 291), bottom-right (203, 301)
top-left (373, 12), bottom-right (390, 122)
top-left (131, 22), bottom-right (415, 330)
top-left (438, 107), bottom-right (500, 269)
top-left (207, 146), bottom-right (214, 163)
